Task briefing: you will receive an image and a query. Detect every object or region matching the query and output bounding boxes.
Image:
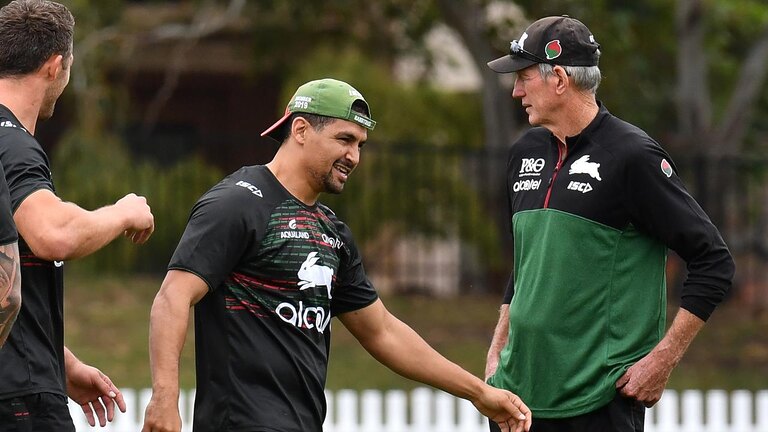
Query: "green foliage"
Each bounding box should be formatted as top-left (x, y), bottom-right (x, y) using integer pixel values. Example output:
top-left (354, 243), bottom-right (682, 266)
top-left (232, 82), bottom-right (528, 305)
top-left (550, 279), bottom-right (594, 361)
top-left (282, 49), bottom-right (504, 269)
top-left (706, 0), bottom-right (768, 118)
top-left (52, 129), bottom-right (223, 274)
top-left (283, 48), bottom-right (485, 148)
top-left (513, 0), bottom-right (677, 131)
top-left (247, 0), bottom-right (437, 74)
top-left (67, 0), bottom-right (124, 28)
top-left (511, 0), bottom-right (768, 146)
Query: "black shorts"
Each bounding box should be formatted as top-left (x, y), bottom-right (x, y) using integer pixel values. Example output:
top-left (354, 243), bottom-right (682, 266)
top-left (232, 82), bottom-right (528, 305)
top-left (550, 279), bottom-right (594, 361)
top-left (489, 392), bottom-right (645, 432)
top-left (0, 392), bottom-right (75, 432)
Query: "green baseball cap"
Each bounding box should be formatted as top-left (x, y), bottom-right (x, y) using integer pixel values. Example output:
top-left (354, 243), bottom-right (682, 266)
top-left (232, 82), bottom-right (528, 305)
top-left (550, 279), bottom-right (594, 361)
top-left (261, 78), bottom-right (376, 142)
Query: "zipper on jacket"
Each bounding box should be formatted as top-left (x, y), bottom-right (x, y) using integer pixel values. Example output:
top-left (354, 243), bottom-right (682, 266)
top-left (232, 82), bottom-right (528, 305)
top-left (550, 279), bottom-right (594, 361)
top-left (543, 140), bottom-right (567, 208)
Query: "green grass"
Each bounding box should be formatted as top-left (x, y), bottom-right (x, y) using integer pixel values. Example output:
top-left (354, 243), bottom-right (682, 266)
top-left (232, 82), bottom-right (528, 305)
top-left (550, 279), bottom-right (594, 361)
top-left (62, 272), bottom-right (768, 391)
top-left (63, 272), bottom-right (197, 390)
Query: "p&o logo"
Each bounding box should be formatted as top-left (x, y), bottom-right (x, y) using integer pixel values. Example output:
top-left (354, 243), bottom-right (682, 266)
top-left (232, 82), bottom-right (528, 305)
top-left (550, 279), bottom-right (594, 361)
top-left (519, 158), bottom-right (545, 177)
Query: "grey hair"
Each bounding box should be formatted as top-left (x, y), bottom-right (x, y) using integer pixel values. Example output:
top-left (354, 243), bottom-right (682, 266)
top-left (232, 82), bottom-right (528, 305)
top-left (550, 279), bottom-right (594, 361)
top-left (538, 61), bottom-right (602, 94)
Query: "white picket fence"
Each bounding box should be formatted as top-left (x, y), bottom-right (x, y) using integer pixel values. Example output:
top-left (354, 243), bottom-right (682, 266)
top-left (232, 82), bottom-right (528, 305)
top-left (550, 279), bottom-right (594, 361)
top-left (69, 387), bottom-right (768, 432)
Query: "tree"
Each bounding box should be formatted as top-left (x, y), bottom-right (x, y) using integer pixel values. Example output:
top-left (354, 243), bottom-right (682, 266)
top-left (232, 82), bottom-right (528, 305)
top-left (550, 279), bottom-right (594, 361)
top-left (435, 0), bottom-right (520, 151)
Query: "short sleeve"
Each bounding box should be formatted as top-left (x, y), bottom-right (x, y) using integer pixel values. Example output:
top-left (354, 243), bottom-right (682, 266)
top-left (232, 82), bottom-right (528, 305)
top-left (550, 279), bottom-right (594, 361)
top-left (0, 163), bottom-right (17, 246)
top-left (0, 129), bottom-right (54, 211)
top-left (168, 186), bottom-right (254, 291)
top-left (330, 222), bottom-right (378, 316)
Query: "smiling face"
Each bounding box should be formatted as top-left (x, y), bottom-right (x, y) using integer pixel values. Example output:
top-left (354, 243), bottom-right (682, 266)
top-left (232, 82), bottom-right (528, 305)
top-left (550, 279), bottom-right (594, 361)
top-left (303, 117), bottom-right (368, 195)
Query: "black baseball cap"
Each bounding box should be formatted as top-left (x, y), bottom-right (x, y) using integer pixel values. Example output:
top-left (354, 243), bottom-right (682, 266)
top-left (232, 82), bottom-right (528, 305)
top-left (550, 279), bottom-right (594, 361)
top-left (488, 16), bottom-right (600, 73)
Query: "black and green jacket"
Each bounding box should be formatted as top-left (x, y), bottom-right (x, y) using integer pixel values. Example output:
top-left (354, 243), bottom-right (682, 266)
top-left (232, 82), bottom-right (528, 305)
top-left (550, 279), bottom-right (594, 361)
top-left (488, 103), bottom-right (734, 418)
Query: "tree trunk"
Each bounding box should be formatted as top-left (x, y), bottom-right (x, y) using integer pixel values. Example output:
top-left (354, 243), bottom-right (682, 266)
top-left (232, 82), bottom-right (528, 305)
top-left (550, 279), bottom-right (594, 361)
top-left (675, 0), bottom-right (711, 141)
top-left (435, 0), bottom-right (517, 150)
top-left (714, 26), bottom-right (768, 154)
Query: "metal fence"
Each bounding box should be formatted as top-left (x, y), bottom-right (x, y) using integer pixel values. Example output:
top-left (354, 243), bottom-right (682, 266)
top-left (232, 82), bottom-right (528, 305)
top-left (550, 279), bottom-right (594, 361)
top-left (65, 146), bottom-right (768, 309)
top-left (326, 148), bottom-right (768, 309)
top-left (69, 387), bottom-right (768, 432)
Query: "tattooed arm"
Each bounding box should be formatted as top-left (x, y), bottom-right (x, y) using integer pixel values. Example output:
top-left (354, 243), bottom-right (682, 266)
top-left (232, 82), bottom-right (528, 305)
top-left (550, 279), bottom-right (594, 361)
top-left (0, 241), bottom-right (20, 347)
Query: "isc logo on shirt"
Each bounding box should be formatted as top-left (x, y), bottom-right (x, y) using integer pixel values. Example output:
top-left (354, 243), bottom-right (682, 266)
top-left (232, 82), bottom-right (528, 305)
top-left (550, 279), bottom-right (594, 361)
top-left (235, 180), bottom-right (263, 197)
top-left (567, 181), bottom-right (593, 194)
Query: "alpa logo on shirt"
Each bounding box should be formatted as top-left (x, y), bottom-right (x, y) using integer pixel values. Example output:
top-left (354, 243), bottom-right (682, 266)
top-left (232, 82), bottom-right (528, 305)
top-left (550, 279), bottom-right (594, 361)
top-left (275, 251), bottom-right (334, 333)
top-left (275, 300), bottom-right (332, 333)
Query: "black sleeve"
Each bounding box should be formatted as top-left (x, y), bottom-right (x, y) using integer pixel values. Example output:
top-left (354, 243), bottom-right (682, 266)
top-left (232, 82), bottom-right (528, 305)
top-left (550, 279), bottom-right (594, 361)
top-left (0, 130), bottom-right (54, 211)
top-left (502, 147), bottom-right (516, 304)
top-left (502, 272), bottom-right (515, 304)
top-left (0, 163), bottom-right (17, 246)
top-left (623, 139), bottom-right (734, 321)
top-left (329, 221), bottom-right (378, 316)
top-left (168, 185), bottom-right (254, 292)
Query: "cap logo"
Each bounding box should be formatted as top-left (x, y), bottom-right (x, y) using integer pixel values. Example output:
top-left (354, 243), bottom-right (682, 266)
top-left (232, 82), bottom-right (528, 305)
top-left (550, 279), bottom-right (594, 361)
top-left (518, 32), bottom-right (529, 50)
top-left (545, 40), bottom-right (562, 60)
top-left (294, 96), bottom-right (312, 110)
top-left (349, 89), bottom-right (362, 98)
top-left (354, 115), bottom-right (373, 128)
top-left (660, 159), bottom-right (673, 178)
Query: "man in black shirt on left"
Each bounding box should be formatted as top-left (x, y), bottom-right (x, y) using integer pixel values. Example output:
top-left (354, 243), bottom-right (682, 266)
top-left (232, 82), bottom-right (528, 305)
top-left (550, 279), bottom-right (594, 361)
top-left (0, 1), bottom-right (156, 430)
top-left (0, 162), bottom-right (20, 348)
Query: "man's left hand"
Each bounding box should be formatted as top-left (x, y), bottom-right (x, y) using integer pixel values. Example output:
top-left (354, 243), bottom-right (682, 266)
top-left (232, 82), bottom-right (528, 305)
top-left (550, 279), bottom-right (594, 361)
top-left (615, 350), bottom-right (674, 407)
top-left (66, 361), bottom-right (127, 427)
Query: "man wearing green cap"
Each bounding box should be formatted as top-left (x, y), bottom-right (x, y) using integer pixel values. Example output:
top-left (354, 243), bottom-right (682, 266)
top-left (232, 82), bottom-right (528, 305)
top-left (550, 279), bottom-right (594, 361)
top-left (141, 78), bottom-right (532, 432)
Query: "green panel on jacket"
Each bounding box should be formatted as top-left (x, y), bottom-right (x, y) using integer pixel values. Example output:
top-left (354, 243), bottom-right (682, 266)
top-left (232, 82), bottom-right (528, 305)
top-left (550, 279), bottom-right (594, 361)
top-left (489, 208), bottom-right (667, 418)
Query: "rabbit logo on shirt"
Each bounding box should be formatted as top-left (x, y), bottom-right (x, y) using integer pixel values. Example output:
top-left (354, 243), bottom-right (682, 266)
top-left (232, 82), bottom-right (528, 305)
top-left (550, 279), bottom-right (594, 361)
top-left (298, 252), bottom-right (334, 299)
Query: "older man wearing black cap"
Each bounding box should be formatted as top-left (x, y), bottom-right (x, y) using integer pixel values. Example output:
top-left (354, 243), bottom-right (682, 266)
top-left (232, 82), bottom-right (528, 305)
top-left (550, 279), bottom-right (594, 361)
top-left (483, 15), bottom-right (734, 432)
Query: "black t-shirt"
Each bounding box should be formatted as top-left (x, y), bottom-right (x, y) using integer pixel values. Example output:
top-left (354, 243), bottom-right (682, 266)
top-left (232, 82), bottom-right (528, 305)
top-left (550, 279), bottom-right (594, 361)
top-left (0, 162), bottom-right (17, 246)
top-left (0, 104), bottom-right (65, 399)
top-left (169, 165), bottom-right (378, 432)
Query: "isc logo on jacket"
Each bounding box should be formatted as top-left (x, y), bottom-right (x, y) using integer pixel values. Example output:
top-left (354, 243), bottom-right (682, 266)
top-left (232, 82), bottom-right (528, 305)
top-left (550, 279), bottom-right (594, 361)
top-left (566, 155), bottom-right (601, 194)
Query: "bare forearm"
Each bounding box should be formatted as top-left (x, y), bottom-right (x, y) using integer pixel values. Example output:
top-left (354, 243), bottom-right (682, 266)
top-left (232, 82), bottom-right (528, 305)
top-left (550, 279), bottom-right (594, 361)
top-left (148, 291), bottom-right (192, 398)
top-left (0, 242), bottom-right (20, 346)
top-left (485, 304), bottom-right (509, 379)
top-left (64, 346), bottom-right (82, 373)
top-left (44, 202), bottom-right (130, 260)
top-left (615, 308), bottom-right (706, 406)
top-left (651, 308), bottom-right (705, 367)
top-left (15, 191), bottom-right (153, 261)
top-left (362, 316), bottom-right (487, 400)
